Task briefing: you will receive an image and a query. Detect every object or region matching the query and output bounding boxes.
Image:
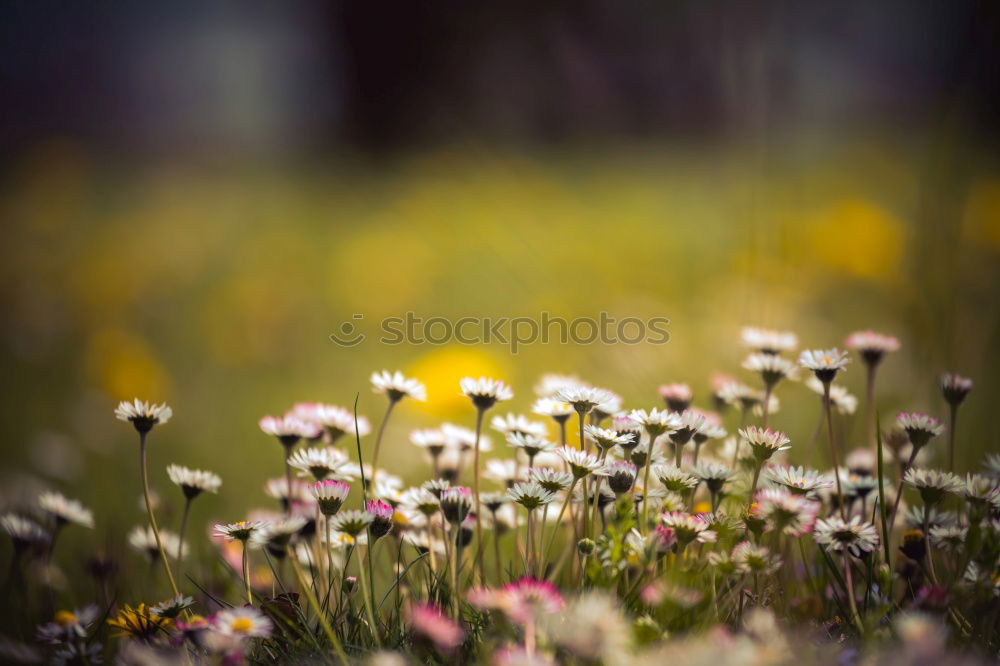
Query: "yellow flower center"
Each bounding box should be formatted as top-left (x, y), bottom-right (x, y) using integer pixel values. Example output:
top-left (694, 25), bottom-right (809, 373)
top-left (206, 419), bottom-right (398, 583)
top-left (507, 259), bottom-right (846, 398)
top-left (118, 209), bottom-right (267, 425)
top-left (231, 617), bottom-right (254, 633)
top-left (55, 610), bottom-right (78, 626)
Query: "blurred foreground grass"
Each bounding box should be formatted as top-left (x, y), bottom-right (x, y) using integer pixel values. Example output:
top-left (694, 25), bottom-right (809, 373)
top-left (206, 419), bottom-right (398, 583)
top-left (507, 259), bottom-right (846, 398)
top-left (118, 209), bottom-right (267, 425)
top-left (1, 135), bottom-right (998, 547)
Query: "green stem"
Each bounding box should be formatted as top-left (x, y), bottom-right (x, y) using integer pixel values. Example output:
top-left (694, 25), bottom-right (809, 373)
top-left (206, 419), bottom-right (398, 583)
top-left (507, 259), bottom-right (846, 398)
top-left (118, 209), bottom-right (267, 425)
top-left (139, 432), bottom-right (180, 597)
top-left (369, 400), bottom-right (397, 487)
top-left (242, 541), bottom-right (253, 605)
top-left (177, 497), bottom-right (192, 562)
top-left (823, 383), bottom-right (847, 519)
top-left (472, 407), bottom-right (486, 584)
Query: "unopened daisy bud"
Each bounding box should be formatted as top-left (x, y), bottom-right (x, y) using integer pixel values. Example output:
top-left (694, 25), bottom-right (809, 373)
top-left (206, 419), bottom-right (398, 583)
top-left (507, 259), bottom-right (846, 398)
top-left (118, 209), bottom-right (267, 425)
top-left (940, 373), bottom-right (973, 406)
top-left (440, 487), bottom-right (473, 523)
top-left (658, 383), bottom-right (693, 412)
top-left (115, 399), bottom-right (173, 434)
top-left (343, 576), bottom-right (358, 596)
top-left (601, 461), bottom-right (638, 495)
top-left (311, 480), bottom-right (350, 516)
top-left (366, 499), bottom-right (394, 538)
top-left (651, 525), bottom-right (677, 555)
top-left (460, 377), bottom-right (513, 411)
top-left (577, 538), bottom-right (596, 556)
top-left (845, 330), bottom-right (900, 367)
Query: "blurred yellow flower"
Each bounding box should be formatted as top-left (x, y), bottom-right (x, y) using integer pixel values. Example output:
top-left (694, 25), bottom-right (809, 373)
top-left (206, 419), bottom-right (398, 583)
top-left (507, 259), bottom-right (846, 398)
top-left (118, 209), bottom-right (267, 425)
top-left (408, 346), bottom-right (506, 417)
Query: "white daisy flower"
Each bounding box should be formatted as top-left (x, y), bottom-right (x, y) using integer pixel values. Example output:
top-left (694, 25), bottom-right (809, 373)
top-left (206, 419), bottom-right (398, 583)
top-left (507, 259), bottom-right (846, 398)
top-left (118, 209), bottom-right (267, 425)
top-left (813, 515), bottom-right (879, 557)
top-left (557, 447), bottom-right (603, 479)
top-left (484, 459), bottom-right (522, 487)
top-left (929, 525), bottom-right (967, 553)
top-left (737, 426), bottom-right (791, 463)
top-left (410, 429), bottom-right (447, 456)
top-left (460, 376), bottom-right (513, 410)
top-left (38, 492), bottom-right (93, 528)
top-left (506, 481), bottom-right (556, 510)
top-left (252, 516), bottom-right (308, 549)
top-left (213, 521), bottom-right (266, 542)
top-left (506, 432), bottom-right (557, 459)
top-left (442, 422), bottom-right (492, 452)
top-left (896, 412), bottom-right (945, 450)
top-left (740, 327), bottom-right (798, 354)
top-left (532, 398), bottom-right (574, 422)
top-left (530, 468), bottom-right (574, 493)
top-left (742, 353), bottom-right (799, 388)
top-left (491, 413), bottom-right (547, 437)
top-left (401, 488), bottom-right (442, 517)
top-left (798, 348), bottom-right (850, 383)
top-left (128, 525), bottom-right (184, 561)
top-left (166, 464), bottom-right (222, 499)
top-left (556, 386), bottom-right (618, 415)
top-left (845, 330), bottom-right (900, 366)
top-left (660, 511), bottom-right (717, 546)
top-left (287, 447), bottom-right (350, 481)
top-left (1, 513), bottom-right (49, 549)
top-left (371, 370), bottom-right (426, 402)
top-left (114, 399), bottom-right (173, 433)
top-left (150, 594), bottom-right (195, 619)
top-left (658, 383), bottom-right (693, 411)
top-left (311, 480), bottom-right (351, 516)
top-left (213, 607), bottom-right (273, 639)
top-left (731, 541), bottom-right (782, 574)
top-left (652, 465), bottom-right (699, 492)
top-left (259, 415), bottom-right (321, 446)
top-left (298, 403), bottom-right (372, 441)
top-left (628, 408), bottom-right (681, 438)
top-left (904, 468), bottom-right (964, 506)
top-left (583, 425), bottom-right (631, 451)
top-left (765, 465), bottom-right (833, 495)
top-left (754, 488), bottom-right (820, 536)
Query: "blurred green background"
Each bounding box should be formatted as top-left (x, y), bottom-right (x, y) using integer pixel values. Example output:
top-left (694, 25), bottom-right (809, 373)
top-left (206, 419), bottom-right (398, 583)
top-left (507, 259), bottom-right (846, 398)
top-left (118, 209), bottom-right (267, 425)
top-left (1, 1), bottom-right (998, 559)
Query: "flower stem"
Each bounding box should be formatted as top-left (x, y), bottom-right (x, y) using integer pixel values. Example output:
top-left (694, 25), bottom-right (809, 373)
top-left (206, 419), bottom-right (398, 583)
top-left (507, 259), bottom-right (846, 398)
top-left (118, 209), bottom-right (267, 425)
top-left (472, 407), bottom-right (486, 584)
top-left (823, 383), bottom-right (847, 519)
top-left (543, 478), bottom-right (578, 570)
top-left (139, 432), bottom-right (180, 598)
top-left (242, 541), bottom-right (253, 605)
top-left (369, 400), bottom-right (397, 487)
top-left (177, 497), bottom-right (192, 562)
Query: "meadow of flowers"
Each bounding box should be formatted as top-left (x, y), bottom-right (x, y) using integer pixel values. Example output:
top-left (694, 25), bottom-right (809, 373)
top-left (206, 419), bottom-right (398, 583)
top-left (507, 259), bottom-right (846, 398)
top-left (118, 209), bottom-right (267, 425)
top-left (2, 327), bottom-right (998, 665)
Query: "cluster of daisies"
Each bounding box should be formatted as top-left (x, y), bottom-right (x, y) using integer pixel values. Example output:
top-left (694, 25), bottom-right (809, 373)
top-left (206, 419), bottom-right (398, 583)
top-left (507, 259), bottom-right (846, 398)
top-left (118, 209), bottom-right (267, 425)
top-left (2, 330), bottom-right (998, 665)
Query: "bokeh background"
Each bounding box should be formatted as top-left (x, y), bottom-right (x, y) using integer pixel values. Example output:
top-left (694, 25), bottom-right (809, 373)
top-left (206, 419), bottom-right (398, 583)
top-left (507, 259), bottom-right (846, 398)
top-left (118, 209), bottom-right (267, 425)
top-left (1, 1), bottom-right (999, 560)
